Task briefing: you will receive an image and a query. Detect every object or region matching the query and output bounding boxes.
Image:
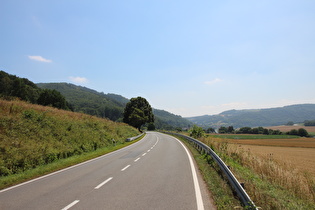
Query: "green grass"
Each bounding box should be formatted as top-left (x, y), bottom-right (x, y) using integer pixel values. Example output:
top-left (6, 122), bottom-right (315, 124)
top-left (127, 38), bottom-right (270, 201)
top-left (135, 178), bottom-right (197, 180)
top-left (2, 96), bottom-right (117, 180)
top-left (207, 134), bottom-right (300, 140)
top-left (0, 135), bottom-right (144, 190)
top-left (309, 132), bottom-right (315, 136)
top-left (0, 99), bottom-right (141, 189)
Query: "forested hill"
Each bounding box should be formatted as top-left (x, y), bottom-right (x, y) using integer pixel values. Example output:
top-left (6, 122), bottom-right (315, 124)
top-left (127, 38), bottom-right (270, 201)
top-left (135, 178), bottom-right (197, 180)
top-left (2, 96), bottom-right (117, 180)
top-left (37, 83), bottom-right (127, 121)
top-left (0, 71), bottom-right (71, 110)
top-left (37, 83), bottom-right (192, 130)
top-left (186, 104), bottom-right (315, 128)
top-left (0, 71), bottom-right (191, 130)
top-left (153, 109), bottom-right (193, 130)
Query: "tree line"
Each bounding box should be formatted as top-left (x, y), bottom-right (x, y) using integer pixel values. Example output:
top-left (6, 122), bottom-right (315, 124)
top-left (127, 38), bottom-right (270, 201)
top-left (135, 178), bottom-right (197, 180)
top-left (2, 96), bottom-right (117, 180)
top-left (189, 125), bottom-right (310, 138)
top-left (304, 120), bottom-right (315, 126)
top-left (212, 126), bottom-right (309, 137)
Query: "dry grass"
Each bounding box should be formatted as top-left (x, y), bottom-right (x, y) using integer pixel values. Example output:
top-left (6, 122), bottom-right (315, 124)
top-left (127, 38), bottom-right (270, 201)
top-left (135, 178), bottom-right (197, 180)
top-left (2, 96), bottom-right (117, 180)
top-left (200, 135), bottom-right (315, 209)
top-left (217, 137), bottom-right (315, 175)
top-left (238, 145), bottom-right (315, 175)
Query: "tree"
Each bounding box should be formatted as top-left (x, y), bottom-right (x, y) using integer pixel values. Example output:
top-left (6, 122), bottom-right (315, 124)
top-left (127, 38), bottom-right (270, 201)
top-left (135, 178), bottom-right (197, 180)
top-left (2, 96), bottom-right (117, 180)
top-left (189, 125), bottom-right (204, 138)
top-left (286, 121), bottom-right (294, 126)
top-left (206, 127), bottom-right (215, 133)
top-left (238, 127), bottom-right (252, 134)
top-left (37, 89), bottom-right (71, 110)
top-left (298, 128), bottom-right (308, 137)
top-left (123, 97), bottom-right (154, 131)
top-left (147, 122), bottom-right (156, 131)
top-left (218, 126), bottom-right (228, 134)
top-left (227, 126), bottom-right (234, 133)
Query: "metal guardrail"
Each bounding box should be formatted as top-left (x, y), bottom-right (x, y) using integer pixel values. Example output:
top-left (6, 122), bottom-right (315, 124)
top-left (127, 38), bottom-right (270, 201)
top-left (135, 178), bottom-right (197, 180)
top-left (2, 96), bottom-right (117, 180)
top-left (165, 132), bottom-right (257, 210)
top-left (125, 132), bottom-right (145, 142)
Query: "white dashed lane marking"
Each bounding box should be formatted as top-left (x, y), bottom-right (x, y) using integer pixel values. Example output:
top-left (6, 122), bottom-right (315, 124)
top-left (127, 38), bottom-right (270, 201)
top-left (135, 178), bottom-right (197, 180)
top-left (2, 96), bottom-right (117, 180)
top-left (95, 177), bottom-right (113, 189)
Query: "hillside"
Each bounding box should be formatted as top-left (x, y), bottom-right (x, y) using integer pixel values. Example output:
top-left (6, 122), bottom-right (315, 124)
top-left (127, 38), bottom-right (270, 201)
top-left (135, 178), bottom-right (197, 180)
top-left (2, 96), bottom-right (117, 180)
top-left (153, 109), bottom-right (193, 130)
top-left (37, 83), bottom-right (192, 130)
top-left (0, 71), bottom-right (72, 111)
top-left (37, 83), bottom-right (126, 121)
top-left (0, 99), bottom-right (139, 176)
top-left (186, 104), bottom-right (315, 128)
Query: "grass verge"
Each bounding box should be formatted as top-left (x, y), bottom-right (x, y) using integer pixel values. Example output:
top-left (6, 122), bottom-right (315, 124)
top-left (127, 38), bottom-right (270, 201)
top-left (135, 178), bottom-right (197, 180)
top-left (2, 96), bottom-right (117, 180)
top-left (0, 135), bottom-right (144, 190)
top-left (175, 135), bottom-right (242, 209)
top-left (0, 99), bottom-right (142, 189)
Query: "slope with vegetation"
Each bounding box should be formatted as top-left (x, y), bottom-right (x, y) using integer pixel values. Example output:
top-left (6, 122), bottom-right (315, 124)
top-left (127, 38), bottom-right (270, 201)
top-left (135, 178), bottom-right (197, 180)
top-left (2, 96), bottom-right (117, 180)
top-left (0, 99), bottom-right (139, 178)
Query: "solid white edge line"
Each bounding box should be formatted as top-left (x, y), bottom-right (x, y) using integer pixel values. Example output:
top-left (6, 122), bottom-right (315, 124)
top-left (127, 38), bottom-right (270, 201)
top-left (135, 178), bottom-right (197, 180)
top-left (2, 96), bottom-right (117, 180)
top-left (95, 177), bottom-right (113, 189)
top-left (121, 165), bottom-right (131, 171)
top-left (61, 200), bottom-right (80, 210)
top-left (0, 134), bottom-right (148, 194)
top-left (173, 137), bottom-right (205, 210)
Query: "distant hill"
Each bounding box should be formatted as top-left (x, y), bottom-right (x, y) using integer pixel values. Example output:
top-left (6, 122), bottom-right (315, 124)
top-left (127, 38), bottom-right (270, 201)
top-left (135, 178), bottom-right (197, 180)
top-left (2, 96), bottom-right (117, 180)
top-left (153, 109), bottom-right (193, 130)
top-left (186, 104), bottom-right (315, 128)
top-left (37, 83), bottom-right (192, 130)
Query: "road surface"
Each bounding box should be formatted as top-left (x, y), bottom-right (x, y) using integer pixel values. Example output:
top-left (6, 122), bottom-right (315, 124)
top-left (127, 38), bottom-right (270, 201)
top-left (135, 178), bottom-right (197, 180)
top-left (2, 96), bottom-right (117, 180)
top-left (0, 132), bottom-right (214, 210)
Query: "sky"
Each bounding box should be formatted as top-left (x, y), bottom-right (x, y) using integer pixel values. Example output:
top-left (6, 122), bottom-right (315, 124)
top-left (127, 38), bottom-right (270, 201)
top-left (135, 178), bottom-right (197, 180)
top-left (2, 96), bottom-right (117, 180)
top-left (1, 0), bottom-right (315, 117)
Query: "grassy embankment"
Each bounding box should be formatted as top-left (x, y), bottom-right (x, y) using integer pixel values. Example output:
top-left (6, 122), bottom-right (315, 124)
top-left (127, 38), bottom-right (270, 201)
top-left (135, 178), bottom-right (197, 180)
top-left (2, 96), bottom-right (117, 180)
top-left (0, 99), bottom-right (140, 189)
top-left (189, 133), bottom-right (315, 209)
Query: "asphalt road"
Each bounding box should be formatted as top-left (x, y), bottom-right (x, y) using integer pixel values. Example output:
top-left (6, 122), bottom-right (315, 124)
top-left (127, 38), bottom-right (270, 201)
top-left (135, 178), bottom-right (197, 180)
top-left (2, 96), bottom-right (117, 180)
top-left (0, 132), bottom-right (214, 210)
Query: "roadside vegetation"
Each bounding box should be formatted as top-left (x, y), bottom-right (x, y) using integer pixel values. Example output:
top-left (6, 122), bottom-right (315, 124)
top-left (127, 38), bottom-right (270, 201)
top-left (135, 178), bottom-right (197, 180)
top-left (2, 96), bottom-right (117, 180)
top-left (0, 99), bottom-right (140, 189)
top-left (179, 136), bottom-right (242, 209)
top-left (183, 126), bottom-right (315, 209)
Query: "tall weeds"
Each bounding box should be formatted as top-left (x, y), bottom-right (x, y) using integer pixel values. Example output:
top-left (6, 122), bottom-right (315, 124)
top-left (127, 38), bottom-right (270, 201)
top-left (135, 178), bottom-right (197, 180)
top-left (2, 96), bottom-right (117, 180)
top-left (200, 137), bottom-right (315, 209)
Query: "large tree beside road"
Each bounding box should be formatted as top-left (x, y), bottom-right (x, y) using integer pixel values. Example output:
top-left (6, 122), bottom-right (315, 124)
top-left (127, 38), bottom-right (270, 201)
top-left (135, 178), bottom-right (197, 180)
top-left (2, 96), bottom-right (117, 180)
top-left (123, 97), bottom-right (154, 131)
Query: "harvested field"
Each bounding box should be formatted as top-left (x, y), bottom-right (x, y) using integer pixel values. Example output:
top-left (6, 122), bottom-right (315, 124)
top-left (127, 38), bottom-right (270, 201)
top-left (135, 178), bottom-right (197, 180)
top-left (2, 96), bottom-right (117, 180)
top-left (224, 138), bottom-right (315, 148)
top-left (204, 134), bottom-right (315, 207)
top-left (215, 136), bottom-right (315, 175)
top-left (239, 145), bottom-right (315, 175)
top-left (267, 125), bottom-right (315, 134)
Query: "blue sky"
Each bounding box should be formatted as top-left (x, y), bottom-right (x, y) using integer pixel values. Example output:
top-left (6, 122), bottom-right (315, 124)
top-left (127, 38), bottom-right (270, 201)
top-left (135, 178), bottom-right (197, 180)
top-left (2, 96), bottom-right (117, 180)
top-left (1, 0), bottom-right (315, 117)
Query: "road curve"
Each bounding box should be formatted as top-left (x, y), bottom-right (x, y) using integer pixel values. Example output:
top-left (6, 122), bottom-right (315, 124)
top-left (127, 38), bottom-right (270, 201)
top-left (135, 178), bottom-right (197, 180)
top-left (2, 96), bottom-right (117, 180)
top-left (0, 132), bottom-right (214, 210)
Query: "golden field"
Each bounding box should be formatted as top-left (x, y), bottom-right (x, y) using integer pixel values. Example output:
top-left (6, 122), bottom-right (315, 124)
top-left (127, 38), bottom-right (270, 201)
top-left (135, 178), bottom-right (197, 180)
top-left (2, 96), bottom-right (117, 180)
top-left (201, 134), bottom-right (315, 208)
top-left (238, 144), bottom-right (315, 175)
top-left (218, 137), bottom-right (315, 175)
